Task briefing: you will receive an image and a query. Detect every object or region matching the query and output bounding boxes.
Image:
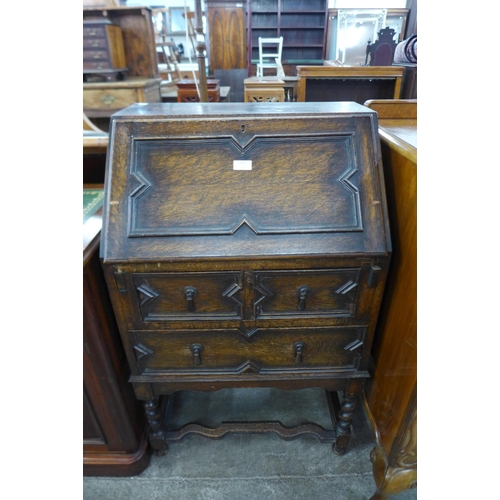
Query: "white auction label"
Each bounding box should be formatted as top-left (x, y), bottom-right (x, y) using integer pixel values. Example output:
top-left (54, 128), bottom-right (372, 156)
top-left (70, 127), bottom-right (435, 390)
top-left (233, 160), bottom-right (252, 171)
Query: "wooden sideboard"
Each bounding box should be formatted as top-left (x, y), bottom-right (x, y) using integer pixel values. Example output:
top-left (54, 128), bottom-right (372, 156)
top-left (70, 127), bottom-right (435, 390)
top-left (84, 187), bottom-right (151, 476)
top-left (362, 99), bottom-right (417, 500)
top-left (296, 65), bottom-right (403, 104)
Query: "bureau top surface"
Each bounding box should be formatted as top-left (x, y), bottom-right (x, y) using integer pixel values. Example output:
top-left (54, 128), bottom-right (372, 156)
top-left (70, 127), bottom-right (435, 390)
top-left (101, 102), bottom-right (390, 262)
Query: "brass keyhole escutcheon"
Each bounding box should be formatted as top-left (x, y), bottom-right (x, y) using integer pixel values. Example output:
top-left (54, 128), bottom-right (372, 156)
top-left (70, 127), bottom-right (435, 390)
top-left (101, 94), bottom-right (115, 105)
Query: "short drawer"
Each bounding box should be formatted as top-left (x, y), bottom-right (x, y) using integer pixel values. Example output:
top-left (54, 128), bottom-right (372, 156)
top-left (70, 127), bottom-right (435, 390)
top-left (132, 272), bottom-right (244, 321)
top-left (83, 61), bottom-right (112, 71)
top-left (83, 88), bottom-right (138, 111)
top-left (83, 49), bottom-right (110, 61)
top-left (253, 269), bottom-right (360, 319)
top-left (83, 26), bottom-right (106, 38)
top-left (83, 37), bottom-right (108, 49)
top-left (129, 326), bottom-right (366, 374)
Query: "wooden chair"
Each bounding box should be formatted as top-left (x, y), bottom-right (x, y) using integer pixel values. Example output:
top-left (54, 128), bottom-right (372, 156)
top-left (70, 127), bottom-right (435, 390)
top-left (365, 27), bottom-right (398, 66)
top-left (256, 37), bottom-right (284, 77)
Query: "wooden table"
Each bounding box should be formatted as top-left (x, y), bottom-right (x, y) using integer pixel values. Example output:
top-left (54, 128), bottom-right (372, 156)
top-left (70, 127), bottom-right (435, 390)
top-left (362, 99), bottom-right (417, 500)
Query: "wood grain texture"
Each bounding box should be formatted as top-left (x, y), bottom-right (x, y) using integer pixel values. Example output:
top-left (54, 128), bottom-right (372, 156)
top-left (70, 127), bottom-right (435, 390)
top-left (363, 99), bottom-right (416, 498)
top-left (206, 1), bottom-right (247, 74)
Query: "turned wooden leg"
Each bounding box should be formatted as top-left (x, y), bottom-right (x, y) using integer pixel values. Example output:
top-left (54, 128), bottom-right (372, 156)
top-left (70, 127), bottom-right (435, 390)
top-left (144, 397), bottom-right (169, 456)
top-left (333, 391), bottom-right (357, 455)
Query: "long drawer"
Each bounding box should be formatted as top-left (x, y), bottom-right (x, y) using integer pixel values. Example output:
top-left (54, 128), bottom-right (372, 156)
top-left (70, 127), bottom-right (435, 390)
top-left (129, 326), bottom-right (367, 375)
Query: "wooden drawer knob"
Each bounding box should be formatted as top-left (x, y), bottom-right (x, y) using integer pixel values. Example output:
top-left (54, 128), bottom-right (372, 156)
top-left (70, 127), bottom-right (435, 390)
top-left (293, 341), bottom-right (306, 364)
top-left (183, 286), bottom-right (198, 312)
top-left (189, 343), bottom-right (204, 366)
top-left (297, 285), bottom-right (311, 311)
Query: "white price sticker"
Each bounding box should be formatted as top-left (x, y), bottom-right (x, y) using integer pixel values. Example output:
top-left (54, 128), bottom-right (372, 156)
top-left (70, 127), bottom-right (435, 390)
top-left (233, 160), bottom-right (252, 171)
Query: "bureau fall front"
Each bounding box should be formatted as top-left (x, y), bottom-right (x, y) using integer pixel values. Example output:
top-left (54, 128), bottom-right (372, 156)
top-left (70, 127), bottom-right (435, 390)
top-left (101, 102), bottom-right (391, 456)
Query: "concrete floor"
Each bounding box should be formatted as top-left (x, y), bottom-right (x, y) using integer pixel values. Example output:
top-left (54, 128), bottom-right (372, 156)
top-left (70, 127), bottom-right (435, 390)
top-left (84, 388), bottom-right (417, 500)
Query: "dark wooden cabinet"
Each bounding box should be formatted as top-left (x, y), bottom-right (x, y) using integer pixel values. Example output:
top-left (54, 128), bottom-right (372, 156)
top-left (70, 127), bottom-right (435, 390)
top-left (83, 18), bottom-right (127, 81)
top-left (206, 0), bottom-right (247, 74)
top-left (247, 0), bottom-right (328, 75)
top-left (100, 102), bottom-right (391, 457)
top-left (83, 6), bottom-right (159, 79)
top-left (83, 189), bottom-right (150, 476)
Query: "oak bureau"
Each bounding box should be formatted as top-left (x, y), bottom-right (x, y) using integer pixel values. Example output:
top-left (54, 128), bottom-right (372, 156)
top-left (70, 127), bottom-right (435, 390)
top-left (100, 102), bottom-right (391, 457)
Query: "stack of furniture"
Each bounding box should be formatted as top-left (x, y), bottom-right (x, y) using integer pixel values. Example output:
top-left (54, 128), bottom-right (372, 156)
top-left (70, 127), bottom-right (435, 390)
top-left (99, 101), bottom-right (391, 458)
top-left (83, 6), bottom-right (162, 128)
top-left (363, 99), bottom-right (417, 500)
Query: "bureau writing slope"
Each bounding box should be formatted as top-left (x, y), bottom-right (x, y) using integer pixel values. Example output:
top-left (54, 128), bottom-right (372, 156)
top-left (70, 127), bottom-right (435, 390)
top-left (101, 102), bottom-right (391, 456)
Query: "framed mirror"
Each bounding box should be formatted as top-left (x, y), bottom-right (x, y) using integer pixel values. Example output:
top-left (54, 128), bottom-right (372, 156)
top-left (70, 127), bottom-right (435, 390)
top-left (326, 9), bottom-right (409, 65)
top-left (327, 9), bottom-right (387, 66)
top-left (169, 7), bottom-right (188, 35)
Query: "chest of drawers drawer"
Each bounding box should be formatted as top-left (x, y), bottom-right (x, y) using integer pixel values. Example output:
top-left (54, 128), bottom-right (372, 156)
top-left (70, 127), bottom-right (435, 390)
top-left (83, 49), bottom-right (110, 62)
top-left (83, 37), bottom-right (108, 50)
top-left (129, 326), bottom-right (367, 375)
top-left (83, 79), bottom-right (162, 117)
top-left (84, 88), bottom-right (140, 111)
top-left (119, 267), bottom-right (369, 327)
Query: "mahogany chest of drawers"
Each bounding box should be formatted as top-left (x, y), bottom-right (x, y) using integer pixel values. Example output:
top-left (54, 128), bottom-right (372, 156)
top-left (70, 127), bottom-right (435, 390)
top-left (101, 102), bottom-right (391, 456)
top-left (83, 19), bottom-right (127, 81)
